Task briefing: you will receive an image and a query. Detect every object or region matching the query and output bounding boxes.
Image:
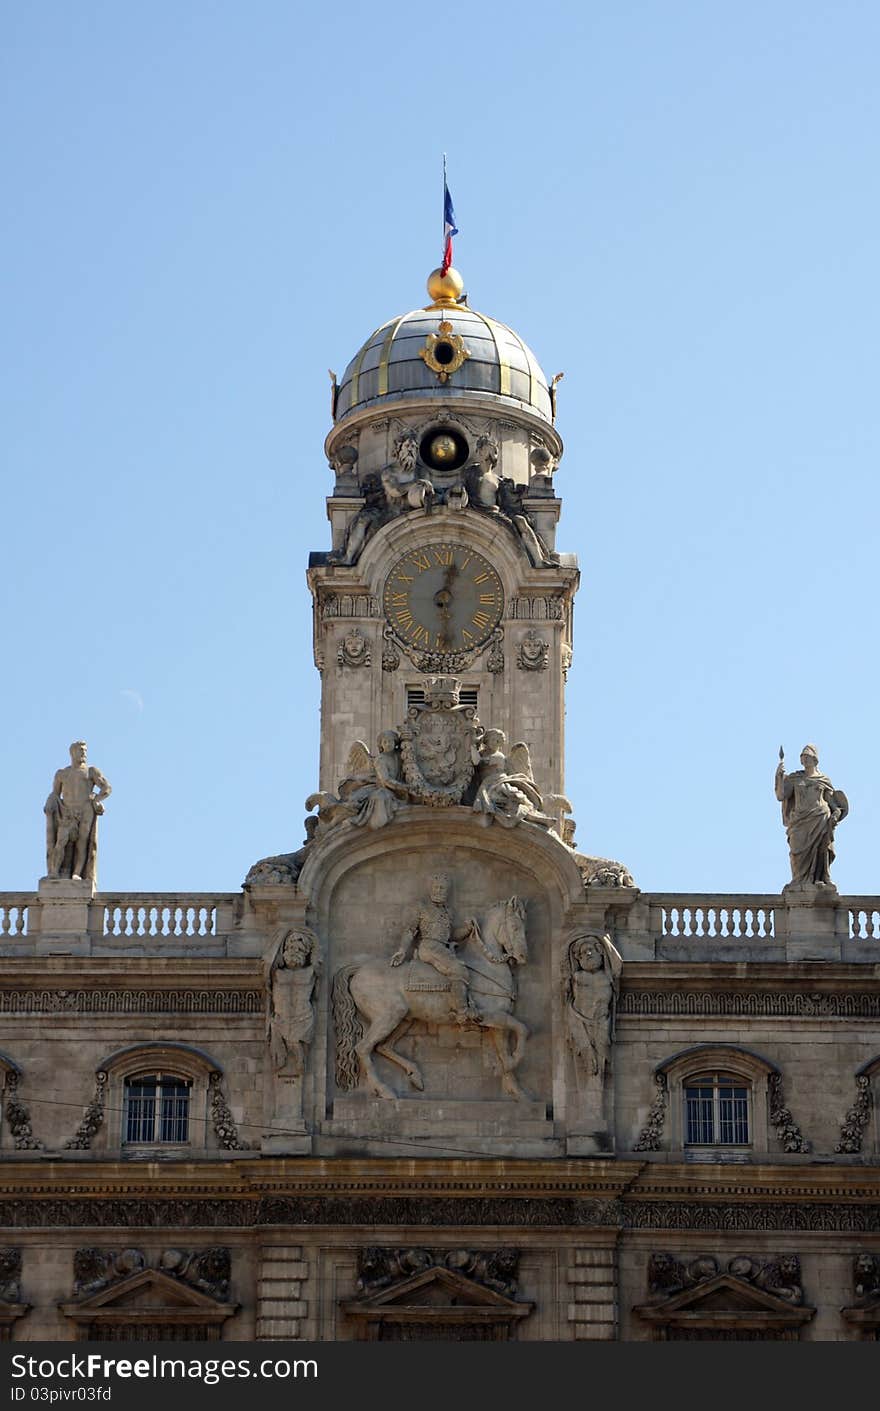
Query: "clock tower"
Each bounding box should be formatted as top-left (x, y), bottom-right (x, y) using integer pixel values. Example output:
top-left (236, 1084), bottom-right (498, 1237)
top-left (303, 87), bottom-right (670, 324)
top-left (309, 264), bottom-right (579, 825)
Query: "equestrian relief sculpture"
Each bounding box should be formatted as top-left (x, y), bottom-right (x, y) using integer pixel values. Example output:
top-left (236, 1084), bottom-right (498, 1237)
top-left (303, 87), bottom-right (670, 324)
top-left (332, 873), bottom-right (530, 1101)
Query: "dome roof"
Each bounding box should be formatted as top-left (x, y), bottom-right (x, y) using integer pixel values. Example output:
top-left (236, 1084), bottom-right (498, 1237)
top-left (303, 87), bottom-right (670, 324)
top-left (333, 275), bottom-right (553, 425)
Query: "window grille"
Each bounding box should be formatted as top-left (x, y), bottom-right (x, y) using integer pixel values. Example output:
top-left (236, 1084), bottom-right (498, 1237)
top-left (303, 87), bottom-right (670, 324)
top-left (124, 1074), bottom-right (191, 1145)
top-left (407, 687), bottom-right (478, 708)
top-left (684, 1073), bottom-right (749, 1146)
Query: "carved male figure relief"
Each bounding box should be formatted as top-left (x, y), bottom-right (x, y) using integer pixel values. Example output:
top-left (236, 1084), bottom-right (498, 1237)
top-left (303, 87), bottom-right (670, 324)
top-left (391, 873), bottom-right (478, 1024)
top-left (268, 930), bottom-right (321, 1078)
top-left (44, 741), bottom-right (112, 882)
top-left (563, 933), bottom-right (622, 1090)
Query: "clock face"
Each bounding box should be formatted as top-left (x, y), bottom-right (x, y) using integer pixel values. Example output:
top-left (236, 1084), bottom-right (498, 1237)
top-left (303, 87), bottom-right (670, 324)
top-left (383, 543), bottom-right (504, 652)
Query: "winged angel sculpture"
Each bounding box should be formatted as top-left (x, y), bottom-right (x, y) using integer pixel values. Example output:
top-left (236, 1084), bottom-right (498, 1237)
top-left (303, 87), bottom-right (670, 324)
top-left (471, 728), bottom-right (560, 829)
top-left (306, 732), bottom-right (410, 834)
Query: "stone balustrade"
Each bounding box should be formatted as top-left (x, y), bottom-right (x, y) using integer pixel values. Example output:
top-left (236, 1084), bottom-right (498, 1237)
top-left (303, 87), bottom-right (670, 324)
top-left (101, 895), bottom-right (224, 939)
top-left (1, 887), bottom-right (879, 962)
top-left (650, 895), bottom-right (778, 941)
top-left (0, 895), bottom-right (31, 938)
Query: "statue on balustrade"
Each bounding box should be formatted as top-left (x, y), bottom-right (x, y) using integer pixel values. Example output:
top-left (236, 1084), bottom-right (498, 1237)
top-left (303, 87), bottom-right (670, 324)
top-left (44, 741), bottom-right (112, 883)
top-left (774, 744), bottom-right (848, 890)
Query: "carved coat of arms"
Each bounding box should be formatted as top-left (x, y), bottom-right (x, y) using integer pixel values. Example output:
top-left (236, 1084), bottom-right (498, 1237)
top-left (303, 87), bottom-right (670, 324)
top-left (399, 678), bottom-right (477, 806)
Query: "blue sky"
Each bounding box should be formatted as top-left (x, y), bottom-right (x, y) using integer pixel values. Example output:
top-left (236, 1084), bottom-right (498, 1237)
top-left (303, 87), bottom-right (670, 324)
top-left (2, 1), bottom-right (878, 896)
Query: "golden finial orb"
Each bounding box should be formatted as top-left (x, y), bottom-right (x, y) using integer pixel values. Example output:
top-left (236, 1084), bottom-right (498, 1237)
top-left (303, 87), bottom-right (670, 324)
top-left (426, 267), bottom-right (464, 305)
top-left (428, 432), bottom-right (458, 464)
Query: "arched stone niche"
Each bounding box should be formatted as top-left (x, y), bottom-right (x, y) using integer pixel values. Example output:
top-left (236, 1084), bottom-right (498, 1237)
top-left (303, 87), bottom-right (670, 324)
top-left (298, 808), bottom-right (584, 1157)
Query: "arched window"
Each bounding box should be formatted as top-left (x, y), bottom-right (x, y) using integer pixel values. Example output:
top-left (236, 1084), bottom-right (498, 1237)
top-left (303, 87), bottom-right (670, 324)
top-left (124, 1073), bottom-right (192, 1145)
top-left (97, 1044), bottom-right (224, 1155)
top-left (638, 1045), bottom-right (784, 1158)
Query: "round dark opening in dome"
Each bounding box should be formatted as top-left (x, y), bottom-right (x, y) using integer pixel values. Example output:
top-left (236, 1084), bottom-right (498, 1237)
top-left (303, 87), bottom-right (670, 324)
top-left (420, 427), bottom-right (469, 472)
top-left (433, 341), bottom-right (455, 366)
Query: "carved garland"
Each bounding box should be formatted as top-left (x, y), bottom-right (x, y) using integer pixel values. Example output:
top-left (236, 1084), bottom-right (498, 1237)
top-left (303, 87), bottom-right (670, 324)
top-left (768, 1073), bottom-right (810, 1154)
top-left (64, 1072), bottom-right (107, 1151)
top-left (208, 1073), bottom-right (251, 1152)
top-left (634, 1072), bottom-right (668, 1152)
top-left (836, 1075), bottom-right (873, 1154)
top-left (4, 1073), bottom-right (43, 1151)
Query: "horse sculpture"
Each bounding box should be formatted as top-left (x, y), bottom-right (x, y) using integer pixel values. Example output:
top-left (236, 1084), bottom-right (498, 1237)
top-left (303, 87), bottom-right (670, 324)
top-left (332, 896), bottom-right (529, 1101)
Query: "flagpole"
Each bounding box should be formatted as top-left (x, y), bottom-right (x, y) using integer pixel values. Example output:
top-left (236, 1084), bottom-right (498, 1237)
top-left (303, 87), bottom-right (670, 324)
top-left (442, 152), bottom-right (447, 261)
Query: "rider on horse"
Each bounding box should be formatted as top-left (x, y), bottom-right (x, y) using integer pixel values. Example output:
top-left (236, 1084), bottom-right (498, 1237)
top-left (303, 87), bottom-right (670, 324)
top-left (390, 873), bottom-right (480, 1025)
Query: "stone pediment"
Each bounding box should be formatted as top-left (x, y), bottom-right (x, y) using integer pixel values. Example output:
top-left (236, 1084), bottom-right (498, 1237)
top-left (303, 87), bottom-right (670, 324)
top-left (61, 1268), bottom-right (238, 1338)
top-left (341, 1265), bottom-right (533, 1341)
top-left (634, 1273), bottom-right (814, 1339)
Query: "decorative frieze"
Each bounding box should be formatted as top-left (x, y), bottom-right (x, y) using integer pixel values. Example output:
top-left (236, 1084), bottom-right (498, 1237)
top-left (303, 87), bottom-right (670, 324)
top-left (619, 990), bottom-right (880, 1018)
top-left (0, 1196), bottom-right (878, 1232)
top-left (508, 595), bottom-right (565, 621)
top-left (0, 990), bottom-right (262, 1014)
top-left (320, 594), bottom-right (378, 619)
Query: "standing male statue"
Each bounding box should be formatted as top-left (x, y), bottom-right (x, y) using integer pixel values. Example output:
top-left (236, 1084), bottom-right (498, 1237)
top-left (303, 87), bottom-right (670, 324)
top-left (391, 873), bottom-right (479, 1025)
top-left (44, 741), bottom-right (112, 883)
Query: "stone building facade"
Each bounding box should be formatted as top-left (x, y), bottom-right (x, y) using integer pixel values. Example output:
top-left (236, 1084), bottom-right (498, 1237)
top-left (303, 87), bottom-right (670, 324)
top-left (1, 264), bottom-right (879, 1342)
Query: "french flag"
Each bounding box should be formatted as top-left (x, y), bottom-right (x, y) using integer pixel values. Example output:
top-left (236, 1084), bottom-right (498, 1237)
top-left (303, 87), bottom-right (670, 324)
top-left (441, 178), bottom-right (458, 275)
